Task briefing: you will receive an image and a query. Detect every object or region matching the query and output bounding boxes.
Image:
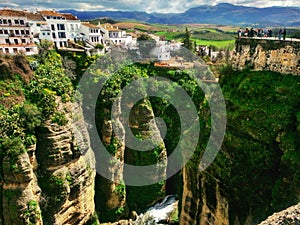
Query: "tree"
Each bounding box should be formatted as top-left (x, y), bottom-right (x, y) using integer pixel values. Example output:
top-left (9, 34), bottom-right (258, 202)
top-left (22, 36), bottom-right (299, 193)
top-left (182, 27), bottom-right (193, 51)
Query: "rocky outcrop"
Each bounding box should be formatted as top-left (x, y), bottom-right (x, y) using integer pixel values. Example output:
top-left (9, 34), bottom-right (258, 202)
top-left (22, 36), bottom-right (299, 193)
top-left (258, 203), bottom-right (300, 225)
top-left (2, 151), bottom-right (43, 225)
top-left (36, 100), bottom-right (96, 225)
top-left (1, 99), bottom-right (96, 225)
top-left (96, 97), bottom-right (127, 222)
top-left (179, 167), bottom-right (229, 225)
top-left (125, 99), bottom-right (167, 210)
top-left (232, 38), bottom-right (300, 75)
top-left (96, 96), bottom-right (167, 221)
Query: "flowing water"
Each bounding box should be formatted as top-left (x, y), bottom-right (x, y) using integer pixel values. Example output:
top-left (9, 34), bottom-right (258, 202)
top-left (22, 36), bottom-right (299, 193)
top-left (133, 195), bottom-right (178, 224)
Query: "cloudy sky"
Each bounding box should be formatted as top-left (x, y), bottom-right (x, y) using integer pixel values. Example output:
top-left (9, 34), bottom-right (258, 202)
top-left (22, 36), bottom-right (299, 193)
top-left (0, 0), bottom-right (299, 13)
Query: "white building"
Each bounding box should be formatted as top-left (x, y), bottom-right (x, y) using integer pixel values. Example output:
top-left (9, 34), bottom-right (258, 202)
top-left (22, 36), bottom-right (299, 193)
top-left (0, 9), bottom-right (38, 55)
top-left (79, 22), bottom-right (105, 46)
top-left (103, 24), bottom-right (133, 46)
top-left (39, 10), bottom-right (80, 48)
top-left (0, 9), bottom-right (137, 55)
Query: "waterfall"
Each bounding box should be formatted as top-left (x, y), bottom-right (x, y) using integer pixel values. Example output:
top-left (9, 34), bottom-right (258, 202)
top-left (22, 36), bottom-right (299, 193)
top-left (133, 195), bottom-right (178, 225)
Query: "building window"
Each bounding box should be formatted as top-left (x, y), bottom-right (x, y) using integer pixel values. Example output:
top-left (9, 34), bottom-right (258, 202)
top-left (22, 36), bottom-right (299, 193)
top-left (51, 24), bottom-right (55, 30)
top-left (15, 30), bottom-right (20, 35)
top-left (52, 33), bottom-right (56, 39)
top-left (0, 30), bottom-right (3, 34)
top-left (25, 30), bottom-right (29, 35)
top-left (58, 32), bottom-right (66, 38)
top-left (26, 48), bottom-right (30, 52)
top-left (13, 48), bottom-right (18, 53)
top-left (5, 39), bottom-right (9, 44)
top-left (47, 16), bottom-right (50, 19)
top-left (3, 19), bottom-right (7, 24)
top-left (22, 39), bottom-right (26, 44)
top-left (8, 19), bottom-right (11, 24)
top-left (57, 24), bottom-right (65, 30)
top-left (21, 30), bottom-right (25, 35)
top-left (5, 48), bottom-right (9, 53)
top-left (14, 39), bottom-right (18, 44)
top-left (20, 20), bottom-right (24, 25)
top-left (14, 20), bottom-right (19, 24)
top-left (4, 30), bottom-right (8, 34)
top-left (0, 20), bottom-right (2, 24)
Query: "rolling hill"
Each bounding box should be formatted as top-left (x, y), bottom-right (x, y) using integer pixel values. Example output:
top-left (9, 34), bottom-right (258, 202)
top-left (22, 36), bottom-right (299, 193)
top-left (60, 3), bottom-right (300, 26)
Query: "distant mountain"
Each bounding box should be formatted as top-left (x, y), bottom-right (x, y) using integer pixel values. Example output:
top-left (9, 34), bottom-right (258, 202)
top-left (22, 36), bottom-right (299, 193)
top-left (60, 3), bottom-right (300, 26)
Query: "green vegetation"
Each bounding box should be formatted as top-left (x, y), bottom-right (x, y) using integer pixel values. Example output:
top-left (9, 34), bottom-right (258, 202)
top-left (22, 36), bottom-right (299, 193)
top-left (182, 27), bottom-right (194, 51)
top-left (114, 180), bottom-right (126, 197)
top-left (209, 67), bottom-right (300, 223)
top-left (192, 39), bottom-right (235, 50)
top-left (2, 34), bottom-right (300, 225)
top-left (155, 26), bottom-right (236, 50)
top-left (24, 200), bottom-right (41, 225)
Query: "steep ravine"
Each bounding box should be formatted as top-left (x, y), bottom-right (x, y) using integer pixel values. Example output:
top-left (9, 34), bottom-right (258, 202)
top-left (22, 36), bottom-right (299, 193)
top-left (178, 68), bottom-right (300, 225)
top-left (2, 51), bottom-right (300, 225)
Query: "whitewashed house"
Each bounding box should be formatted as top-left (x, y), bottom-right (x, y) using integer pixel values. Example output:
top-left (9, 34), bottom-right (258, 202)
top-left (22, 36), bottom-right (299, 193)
top-left (79, 22), bottom-right (105, 46)
top-left (0, 9), bottom-right (38, 55)
top-left (39, 10), bottom-right (80, 48)
top-left (103, 24), bottom-right (133, 46)
top-left (64, 13), bottom-right (81, 41)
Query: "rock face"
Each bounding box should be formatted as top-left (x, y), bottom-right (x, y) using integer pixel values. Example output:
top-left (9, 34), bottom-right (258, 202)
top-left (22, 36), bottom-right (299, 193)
top-left (1, 100), bottom-right (96, 225)
top-left (258, 203), bottom-right (300, 225)
top-left (96, 97), bottom-right (127, 222)
top-left (232, 38), bottom-right (300, 75)
top-left (125, 99), bottom-right (167, 210)
top-left (36, 101), bottom-right (96, 225)
top-left (96, 96), bottom-right (167, 221)
top-left (180, 167), bottom-right (229, 225)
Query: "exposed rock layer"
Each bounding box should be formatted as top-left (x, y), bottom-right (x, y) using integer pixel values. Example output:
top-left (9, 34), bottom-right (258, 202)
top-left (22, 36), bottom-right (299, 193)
top-left (232, 38), bottom-right (300, 75)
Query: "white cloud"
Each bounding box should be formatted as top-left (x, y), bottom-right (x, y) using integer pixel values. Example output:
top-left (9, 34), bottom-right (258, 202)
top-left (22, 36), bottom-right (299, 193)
top-left (0, 0), bottom-right (299, 12)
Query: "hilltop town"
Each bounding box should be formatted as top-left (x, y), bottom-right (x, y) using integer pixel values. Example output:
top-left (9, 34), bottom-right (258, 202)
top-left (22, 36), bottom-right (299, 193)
top-left (0, 8), bottom-right (138, 55)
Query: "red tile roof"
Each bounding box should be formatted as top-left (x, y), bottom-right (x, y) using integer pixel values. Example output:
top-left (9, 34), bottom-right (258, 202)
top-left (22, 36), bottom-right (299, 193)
top-left (25, 12), bottom-right (45, 21)
top-left (0, 9), bottom-right (27, 17)
top-left (103, 23), bottom-right (120, 31)
top-left (39, 10), bottom-right (63, 17)
top-left (81, 22), bottom-right (100, 28)
top-left (64, 13), bottom-right (78, 20)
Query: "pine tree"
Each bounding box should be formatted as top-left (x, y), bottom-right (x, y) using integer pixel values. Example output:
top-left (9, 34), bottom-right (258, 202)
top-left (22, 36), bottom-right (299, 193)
top-left (182, 27), bottom-right (193, 51)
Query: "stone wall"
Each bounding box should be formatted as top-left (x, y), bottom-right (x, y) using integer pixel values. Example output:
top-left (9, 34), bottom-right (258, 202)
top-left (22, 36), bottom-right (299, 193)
top-left (231, 38), bottom-right (300, 75)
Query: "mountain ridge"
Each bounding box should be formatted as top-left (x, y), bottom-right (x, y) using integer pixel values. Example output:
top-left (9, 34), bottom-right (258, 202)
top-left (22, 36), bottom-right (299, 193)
top-left (60, 3), bottom-right (300, 26)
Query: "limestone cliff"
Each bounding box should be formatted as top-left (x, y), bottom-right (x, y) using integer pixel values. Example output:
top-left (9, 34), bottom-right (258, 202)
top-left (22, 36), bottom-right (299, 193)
top-left (231, 38), bottom-right (300, 75)
top-left (36, 100), bottom-right (96, 225)
top-left (0, 101), bottom-right (96, 225)
top-left (179, 67), bottom-right (300, 225)
top-left (0, 54), bottom-right (96, 225)
top-left (95, 78), bottom-right (167, 221)
top-left (179, 167), bottom-right (229, 225)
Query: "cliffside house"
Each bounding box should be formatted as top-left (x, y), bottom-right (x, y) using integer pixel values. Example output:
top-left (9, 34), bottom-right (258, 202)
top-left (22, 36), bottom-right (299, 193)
top-left (39, 10), bottom-right (81, 48)
top-left (103, 23), bottom-right (133, 46)
top-left (0, 9), bottom-right (38, 55)
top-left (79, 22), bottom-right (105, 47)
top-left (0, 8), bottom-right (136, 55)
